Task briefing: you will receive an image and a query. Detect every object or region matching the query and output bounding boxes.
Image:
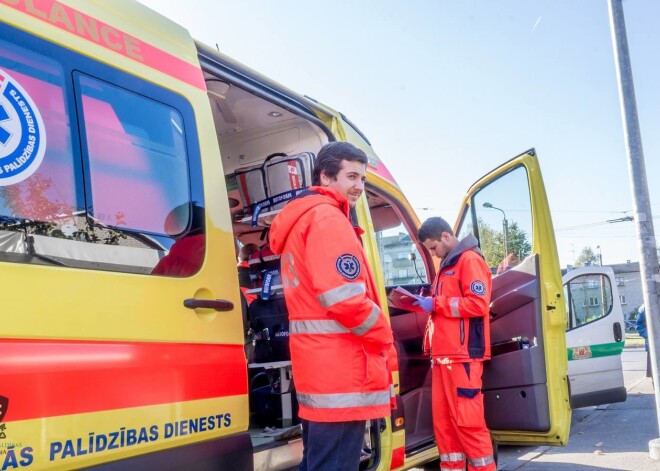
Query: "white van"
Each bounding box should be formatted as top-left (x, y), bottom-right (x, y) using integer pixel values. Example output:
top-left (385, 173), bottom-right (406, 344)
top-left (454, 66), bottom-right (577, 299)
top-left (563, 266), bottom-right (627, 409)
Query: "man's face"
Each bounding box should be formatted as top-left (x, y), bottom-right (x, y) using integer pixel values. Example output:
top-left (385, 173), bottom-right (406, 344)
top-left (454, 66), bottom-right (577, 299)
top-left (422, 234), bottom-right (451, 259)
top-left (321, 159), bottom-right (367, 208)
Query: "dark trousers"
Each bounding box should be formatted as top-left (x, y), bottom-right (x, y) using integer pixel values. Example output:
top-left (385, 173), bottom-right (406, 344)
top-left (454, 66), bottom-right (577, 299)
top-left (299, 419), bottom-right (366, 471)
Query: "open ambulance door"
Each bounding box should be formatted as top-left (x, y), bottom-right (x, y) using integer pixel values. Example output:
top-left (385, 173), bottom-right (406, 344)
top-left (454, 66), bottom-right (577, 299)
top-left (454, 149), bottom-right (571, 446)
top-left (563, 266), bottom-right (626, 409)
top-left (361, 181), bottom-right (437, 466)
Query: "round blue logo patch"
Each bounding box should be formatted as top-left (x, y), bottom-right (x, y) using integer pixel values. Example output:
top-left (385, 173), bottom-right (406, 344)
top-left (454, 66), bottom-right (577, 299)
top-left (470, 280), bottom-right (486, 296)
top-left (0, 69), bottom-right (47, 186)
top-left (336, 253), bottom-right (360, 280)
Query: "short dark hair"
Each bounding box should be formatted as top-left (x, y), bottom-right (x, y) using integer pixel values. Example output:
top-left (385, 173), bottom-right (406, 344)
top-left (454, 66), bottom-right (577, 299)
top-left (418, 217), bottom-right (454, 242)
top-left (313, 142), bottom-right (368, 185)
top-left (238, 243), bottom-right (258, 262)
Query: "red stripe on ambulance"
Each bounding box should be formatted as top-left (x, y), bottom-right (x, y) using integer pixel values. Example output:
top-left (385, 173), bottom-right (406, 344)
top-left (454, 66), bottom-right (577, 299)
top-left (3, 0), bottom-right (206, 90)
top-left (0, 339), bottom-right (247, 422)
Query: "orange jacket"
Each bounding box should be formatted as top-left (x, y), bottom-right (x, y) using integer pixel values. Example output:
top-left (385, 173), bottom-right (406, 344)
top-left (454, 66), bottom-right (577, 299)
top-left (270, 186), bottom-right (393, 422)
top-left (430, 235), bottom-right (492, 361)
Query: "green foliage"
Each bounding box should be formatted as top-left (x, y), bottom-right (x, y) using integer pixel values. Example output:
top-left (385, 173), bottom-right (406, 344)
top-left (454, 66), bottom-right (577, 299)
top-left (476, 218), bottom-right (532, 268)
top-left (575, 246), bottom-right (600, 267)
top-left (0, 176), bottom-right (127, 245)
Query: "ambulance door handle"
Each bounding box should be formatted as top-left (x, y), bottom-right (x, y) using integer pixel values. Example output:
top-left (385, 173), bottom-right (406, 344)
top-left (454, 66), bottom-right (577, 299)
top-left (613, 322), bottom-right (623, 342)
top-left (183, 299), bottom-right (234, 312)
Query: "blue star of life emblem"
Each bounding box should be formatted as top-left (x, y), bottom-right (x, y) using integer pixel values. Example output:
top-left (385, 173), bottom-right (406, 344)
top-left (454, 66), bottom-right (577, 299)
top-left (336, 253), bottom-right (360, 280)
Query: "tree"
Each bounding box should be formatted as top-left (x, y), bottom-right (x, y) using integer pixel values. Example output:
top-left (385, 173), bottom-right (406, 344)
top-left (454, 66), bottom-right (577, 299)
top-left (575, 246), bottom-right (600, 267)
top-left (0, 175), bottom-right (127, 245)
top-left (470, 218), bottom-right (532, 269)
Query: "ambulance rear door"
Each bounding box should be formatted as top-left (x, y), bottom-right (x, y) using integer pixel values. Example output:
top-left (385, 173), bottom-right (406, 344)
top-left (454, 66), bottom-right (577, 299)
top-left (563, 266), bottom-right (626, 409)
top-left (453, 149), bottom-right (571, 446)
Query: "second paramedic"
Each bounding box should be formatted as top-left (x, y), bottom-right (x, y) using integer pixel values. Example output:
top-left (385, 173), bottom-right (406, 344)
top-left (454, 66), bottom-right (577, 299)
top-left (270, 142), bottom-right (394, 471)
top-left (414, 217), bottom-right (496, 471)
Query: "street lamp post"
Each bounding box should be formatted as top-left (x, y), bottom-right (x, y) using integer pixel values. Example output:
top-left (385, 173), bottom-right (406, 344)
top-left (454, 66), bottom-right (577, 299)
top-left (596, 245), bottom-right (603, 266)
top-left (483, 202), bottom-right (508, 255)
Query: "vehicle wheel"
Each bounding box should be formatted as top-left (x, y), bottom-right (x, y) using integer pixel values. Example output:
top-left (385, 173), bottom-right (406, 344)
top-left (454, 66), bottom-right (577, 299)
top-left (421, 458), bottom-right (439, 470)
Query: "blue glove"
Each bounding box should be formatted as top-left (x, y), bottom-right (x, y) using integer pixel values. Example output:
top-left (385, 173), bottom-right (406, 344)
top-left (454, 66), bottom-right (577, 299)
top-left (413, 295), bottom-right (433, 313)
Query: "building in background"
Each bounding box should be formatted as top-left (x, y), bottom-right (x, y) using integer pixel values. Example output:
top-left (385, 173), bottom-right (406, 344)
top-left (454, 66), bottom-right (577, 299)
top-left (377, 232), bottom-right (427, 286)
top-left (609, 261), bottom-right (643, 321)
top-left (566, 261), bottom-right (642, 321)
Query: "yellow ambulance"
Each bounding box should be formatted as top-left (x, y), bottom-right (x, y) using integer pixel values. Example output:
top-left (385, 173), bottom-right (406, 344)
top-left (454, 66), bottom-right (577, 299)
top-left (0, 1), bottom-right (582, 469)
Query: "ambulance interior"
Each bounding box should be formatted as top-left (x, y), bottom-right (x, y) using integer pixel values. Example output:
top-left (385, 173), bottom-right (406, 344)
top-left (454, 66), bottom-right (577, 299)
top-left (205, 62), bottom-right (552, 462)
top-left (206, 69), bottom-right (379, 467)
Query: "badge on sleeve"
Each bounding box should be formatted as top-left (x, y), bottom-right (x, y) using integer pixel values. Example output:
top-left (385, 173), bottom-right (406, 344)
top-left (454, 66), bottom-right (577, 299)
top-left (336, 253), bottom-right (360, 280)
top-left (470, 280), bottom-right (486, 296)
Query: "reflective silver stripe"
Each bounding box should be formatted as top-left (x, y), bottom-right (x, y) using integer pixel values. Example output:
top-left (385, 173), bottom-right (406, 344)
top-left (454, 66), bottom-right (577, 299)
top-left (297, 390), bottom-right (391, 409)
top-left (317, 283), bottom-right (366, 308)
top-left (282, 253), bottom-right (300, 288)
top-left (350, 302), bottom-right (380, 336)
top-left (449, 297), bottom-right (461, 317)
top-left (284, 276), bottom-right (300, 289)
top-left (468, 455), bottom-right (495, 467)
top-left (440, 452), bottom-right (466, 462)
top-left (290, 319), bottom-right (349, 335)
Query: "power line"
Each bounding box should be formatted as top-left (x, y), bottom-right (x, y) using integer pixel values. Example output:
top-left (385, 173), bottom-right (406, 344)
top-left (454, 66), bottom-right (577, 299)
top-left (556, 215), bottom-right (657, 232)
top-left (555, 234), bottom-right (640, 239)
top-left (555, 221), bottom-right (614, 232)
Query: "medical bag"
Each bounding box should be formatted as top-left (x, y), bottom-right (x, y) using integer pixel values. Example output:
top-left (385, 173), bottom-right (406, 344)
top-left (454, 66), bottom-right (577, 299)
top-left (264, 152), bottom-right (315, 211)
top-left (248, 296), bottom-right (290, 363)
top-left (235, 163), bottom-right (267, 214)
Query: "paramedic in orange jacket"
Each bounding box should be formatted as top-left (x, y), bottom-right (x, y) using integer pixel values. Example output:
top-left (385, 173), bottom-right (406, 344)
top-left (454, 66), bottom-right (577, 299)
top-left (414, 217), bottom-right (495, 471)
top-left (270, 142), bottom-right (394, 471)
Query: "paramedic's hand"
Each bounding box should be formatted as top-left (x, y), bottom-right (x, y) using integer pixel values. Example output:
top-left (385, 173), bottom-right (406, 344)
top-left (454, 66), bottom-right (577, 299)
top-left (413, 295), bottom-right (433, 313)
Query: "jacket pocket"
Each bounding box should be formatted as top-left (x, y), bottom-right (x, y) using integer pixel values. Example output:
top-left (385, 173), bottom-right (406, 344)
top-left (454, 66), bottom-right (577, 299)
top-left (468, 317), bottom-right (485, 358)
top-left (456, 387), bottom-right (482, 427)
top-left (362, 347), bottom-right (388, 391)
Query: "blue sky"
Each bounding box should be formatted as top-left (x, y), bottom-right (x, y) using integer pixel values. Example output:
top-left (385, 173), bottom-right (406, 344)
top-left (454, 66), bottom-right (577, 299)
top-left (139, 0), bottom-right (659, 267)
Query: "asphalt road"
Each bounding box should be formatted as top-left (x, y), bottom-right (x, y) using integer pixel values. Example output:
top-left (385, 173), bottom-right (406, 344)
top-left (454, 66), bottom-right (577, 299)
top-left (495, 347), bottom-right (659, 470)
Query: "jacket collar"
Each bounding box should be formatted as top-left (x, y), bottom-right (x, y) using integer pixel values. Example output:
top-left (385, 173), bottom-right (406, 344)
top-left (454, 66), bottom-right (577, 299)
top-left (270, 186), bottom-right (351, 254)
top-left (439, 234), bottom-right (481, 271)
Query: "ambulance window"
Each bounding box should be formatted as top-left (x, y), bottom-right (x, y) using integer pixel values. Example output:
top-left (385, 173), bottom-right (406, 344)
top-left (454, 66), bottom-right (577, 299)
top-left (376, 223), bottom-right (428, 286)
top-left (0, 27), bottom-right (204, 276)
top-left (367, 190), bottom-right (428, 286)
top-left (74, 73), bottom-right (203, 277)
top-left (76, 74), bottom-right (190, 236)
top-left (564, 274), bottom-right (614, 330)
top-left (459, 166), bottom-right (533, 275)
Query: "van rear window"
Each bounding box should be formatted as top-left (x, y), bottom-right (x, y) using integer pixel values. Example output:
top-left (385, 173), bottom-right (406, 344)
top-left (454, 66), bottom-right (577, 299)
top-left (0, 26), bottom-right (204, 276)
